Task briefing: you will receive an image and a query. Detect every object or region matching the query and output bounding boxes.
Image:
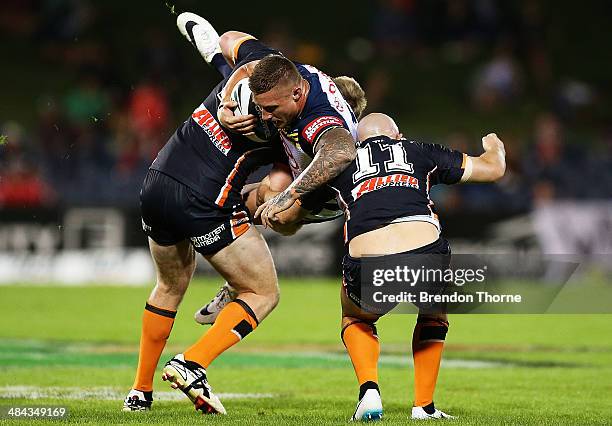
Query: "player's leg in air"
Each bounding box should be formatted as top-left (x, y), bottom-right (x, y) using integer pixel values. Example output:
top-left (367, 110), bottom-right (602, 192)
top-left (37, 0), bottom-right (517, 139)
top-left (176, 12), bottom-right (232, 78)
top-left (176, 15), bottom-right (281, 327)
top-left (179, 14), bottom-right (369, 325)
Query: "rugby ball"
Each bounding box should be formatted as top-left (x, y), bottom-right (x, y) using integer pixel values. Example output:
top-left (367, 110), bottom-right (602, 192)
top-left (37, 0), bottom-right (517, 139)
top-left (230, 78), bottom-right (273, 143)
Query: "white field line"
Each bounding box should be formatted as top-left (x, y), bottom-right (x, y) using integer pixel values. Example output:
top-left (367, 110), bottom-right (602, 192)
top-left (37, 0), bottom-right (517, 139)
top-left (0, 344), bottom-right (508, 369)
top-left (0, 386), bottom-right (274, 401)
top-left (263, 351), bottom-right (507, 369)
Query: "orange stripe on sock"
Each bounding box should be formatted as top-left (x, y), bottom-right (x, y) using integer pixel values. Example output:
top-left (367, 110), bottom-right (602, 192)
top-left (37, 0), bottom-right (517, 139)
top-left (132, 303), bottom-right (176, 392)
top-left (342, 322), bottom-right (380, 385)
top-left (412, 320), bottom-right (448, 407)
top-left (184, 301), bottom-right (257, 369)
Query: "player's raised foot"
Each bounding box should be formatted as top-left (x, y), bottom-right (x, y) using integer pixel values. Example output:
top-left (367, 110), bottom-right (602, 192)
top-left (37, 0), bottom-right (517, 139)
top-left (351, 382), bottom-right (383, 422)
top-left (122, 389), bottom-right (152, 411)
top-left (411, 402), bottom-right (455, 420)
top-left (162, 354), bottom-right (226, 415)
top-left (176, 12), bottom-right (221, 63)
top-left (194, 282), bottom-right (237, 325)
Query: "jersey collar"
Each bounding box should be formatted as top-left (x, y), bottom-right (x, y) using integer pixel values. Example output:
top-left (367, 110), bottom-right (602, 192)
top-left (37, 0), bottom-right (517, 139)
top-left (358, 135), bottom-right (393, 147)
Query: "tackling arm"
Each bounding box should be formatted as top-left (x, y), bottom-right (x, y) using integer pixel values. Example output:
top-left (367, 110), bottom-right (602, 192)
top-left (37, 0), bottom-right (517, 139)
top-left (256, 127), bottom-right (356, 227)
top-left (255, 165), bottom-right (307, 235)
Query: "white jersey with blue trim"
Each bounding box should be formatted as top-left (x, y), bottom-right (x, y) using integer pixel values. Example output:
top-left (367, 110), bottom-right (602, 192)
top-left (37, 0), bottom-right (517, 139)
top-left (279, 64), bottom-right (358, 179)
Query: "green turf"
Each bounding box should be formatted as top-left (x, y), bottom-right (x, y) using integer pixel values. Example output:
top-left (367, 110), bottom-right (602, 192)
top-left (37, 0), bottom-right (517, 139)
top-left (1, 279), bottom-right (611, 424)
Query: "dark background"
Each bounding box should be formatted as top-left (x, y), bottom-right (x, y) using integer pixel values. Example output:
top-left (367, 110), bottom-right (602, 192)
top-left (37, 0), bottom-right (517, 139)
top-left (1, 0), bottom-right (611, 226)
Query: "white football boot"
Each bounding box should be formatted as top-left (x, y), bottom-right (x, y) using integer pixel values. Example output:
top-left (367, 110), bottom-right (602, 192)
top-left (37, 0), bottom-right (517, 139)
top-left (162, 354), bottom-right (226, 415)
top-left (122, 389), bottom-right (152, 411)
top-left (411, 404), bottom-right (455, 420)
top-left (194, 282), bottom-right (237, 325)
top-left (351, 388), bottom-right (383, 422)
top-left (176, 12), bottom-right (221, 63)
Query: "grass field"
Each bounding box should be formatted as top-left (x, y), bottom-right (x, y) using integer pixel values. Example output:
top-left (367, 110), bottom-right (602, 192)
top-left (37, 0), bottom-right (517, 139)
top-left (1, 278), bottom-right (611, 424)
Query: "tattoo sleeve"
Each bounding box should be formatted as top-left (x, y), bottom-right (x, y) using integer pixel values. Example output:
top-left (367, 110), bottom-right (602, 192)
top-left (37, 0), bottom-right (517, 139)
top-left (290, 127), bottom-right (356, 196)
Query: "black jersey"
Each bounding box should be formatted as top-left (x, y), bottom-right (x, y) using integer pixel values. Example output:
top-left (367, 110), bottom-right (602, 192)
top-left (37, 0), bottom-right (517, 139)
top-left (150, 40), bottom-right (282, 210)
top-left (329, 135), bottom-right (466, 243)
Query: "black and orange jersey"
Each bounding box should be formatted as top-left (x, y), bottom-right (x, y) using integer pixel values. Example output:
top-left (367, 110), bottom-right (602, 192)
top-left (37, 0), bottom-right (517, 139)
top-left (150, 40), bottom-right (282, 211)
top-left (329, 135), bottom-right (466, 244)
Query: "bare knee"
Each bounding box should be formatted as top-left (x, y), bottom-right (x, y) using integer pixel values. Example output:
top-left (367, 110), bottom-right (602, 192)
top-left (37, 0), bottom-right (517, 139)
top-left (269, 287), bottom-right (280, 310)
top-left (150, 240), bottom-right (196, 305)
top-left (240, 278), bottom-right (279, 307)
top-left (341, 313), bottom-right (379, 329)
top-left (156, 257), bottom-right (195, 295)
top-left (219, 31), bottom-right (253, 64)
top-left (155, 277), bottom-right (189, 297)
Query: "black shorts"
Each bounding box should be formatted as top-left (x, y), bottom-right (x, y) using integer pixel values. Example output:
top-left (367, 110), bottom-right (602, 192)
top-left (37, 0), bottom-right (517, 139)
top-left (342, 237), bottom-right (452, 315)
top-left (140, 169), bottom-right (252, 256)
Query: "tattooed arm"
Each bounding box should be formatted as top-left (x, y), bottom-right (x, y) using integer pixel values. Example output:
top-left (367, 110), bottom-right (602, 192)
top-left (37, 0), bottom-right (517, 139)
top-left (256, 127), bottom-right (356, 227)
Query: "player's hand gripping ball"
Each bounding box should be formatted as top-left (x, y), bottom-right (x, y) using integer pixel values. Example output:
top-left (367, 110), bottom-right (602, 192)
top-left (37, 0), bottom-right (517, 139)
top-left (230, 78), bottom-right (274, 143)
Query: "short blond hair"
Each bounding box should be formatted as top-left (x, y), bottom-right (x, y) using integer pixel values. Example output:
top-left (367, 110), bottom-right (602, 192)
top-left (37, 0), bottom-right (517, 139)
top-left (333, 76), bottom-right (367, 119)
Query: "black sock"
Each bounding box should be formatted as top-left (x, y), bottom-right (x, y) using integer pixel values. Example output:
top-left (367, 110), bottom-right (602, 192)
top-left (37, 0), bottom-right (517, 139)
top-left (210, 53), bottom-right (232, 78)
top-left (358, 381), bottom-right (379, 400)
top-left (422, 401), bottom-right (436, 415)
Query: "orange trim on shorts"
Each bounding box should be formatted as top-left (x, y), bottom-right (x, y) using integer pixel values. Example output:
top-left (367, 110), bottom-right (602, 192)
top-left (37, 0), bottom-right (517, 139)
top-left (461, 153), bottom-right (467, 169)
top-left (232, 35), bottom-right (257, 64)
top-left (230, 210), bottom-right (251, 239)
top-left (232, 221), bottom-right (250, 239)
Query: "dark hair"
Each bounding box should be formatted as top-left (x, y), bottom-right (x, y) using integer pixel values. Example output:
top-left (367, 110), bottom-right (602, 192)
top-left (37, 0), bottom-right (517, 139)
top-left (249, 55), bottom-right (301, 95)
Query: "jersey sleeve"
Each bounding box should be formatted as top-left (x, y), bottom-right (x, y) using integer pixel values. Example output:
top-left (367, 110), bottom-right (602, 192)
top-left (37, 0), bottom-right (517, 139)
top-left (300, 113), bottom-right (348, 147)
top-left (417, 142), bottom-right (466, 185)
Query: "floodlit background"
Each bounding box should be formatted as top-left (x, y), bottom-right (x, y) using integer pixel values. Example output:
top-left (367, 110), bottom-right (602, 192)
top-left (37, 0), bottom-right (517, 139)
top-left (0, 1), bottom-right (611, 424)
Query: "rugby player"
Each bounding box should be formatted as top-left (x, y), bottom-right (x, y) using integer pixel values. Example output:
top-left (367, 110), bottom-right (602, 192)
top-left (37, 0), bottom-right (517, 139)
top-left (328, 113), bottom-right (506, 420)
top-left (122, 13), bottom-right (359, 414)
top-left (176, 13), bottom-right (366, 323)
top-left (251, 112), bottom-right (505, 420)
top-left (213, 35), bottom-right (359, 225)
top-left (122, 14), bottom-right (284, 413)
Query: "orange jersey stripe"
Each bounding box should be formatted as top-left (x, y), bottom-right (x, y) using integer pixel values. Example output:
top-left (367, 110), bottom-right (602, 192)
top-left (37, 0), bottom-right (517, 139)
top-left (216, 154), bottom-right (248, 207)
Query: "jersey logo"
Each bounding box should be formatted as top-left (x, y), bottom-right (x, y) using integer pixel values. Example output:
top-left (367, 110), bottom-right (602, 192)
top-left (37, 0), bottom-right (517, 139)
top-left (285, 131), bottom-right (299, 142)
top-left (190, 223), bottom-right (226, 248)
top-left (351, 174), bottom-right (419, 201)
top-left (191, 104), bottom-right (232, 155)
top-left (302, 116), bottom-right (344, 144)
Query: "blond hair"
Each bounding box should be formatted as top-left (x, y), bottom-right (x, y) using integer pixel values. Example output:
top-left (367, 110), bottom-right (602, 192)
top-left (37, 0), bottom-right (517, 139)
top-left (333, 76), bottom-right (367, 119)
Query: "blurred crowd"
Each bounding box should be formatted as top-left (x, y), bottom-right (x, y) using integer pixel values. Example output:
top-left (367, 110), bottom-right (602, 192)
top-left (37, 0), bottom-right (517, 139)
top-left (1, 0), bottom-right (610, 211)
